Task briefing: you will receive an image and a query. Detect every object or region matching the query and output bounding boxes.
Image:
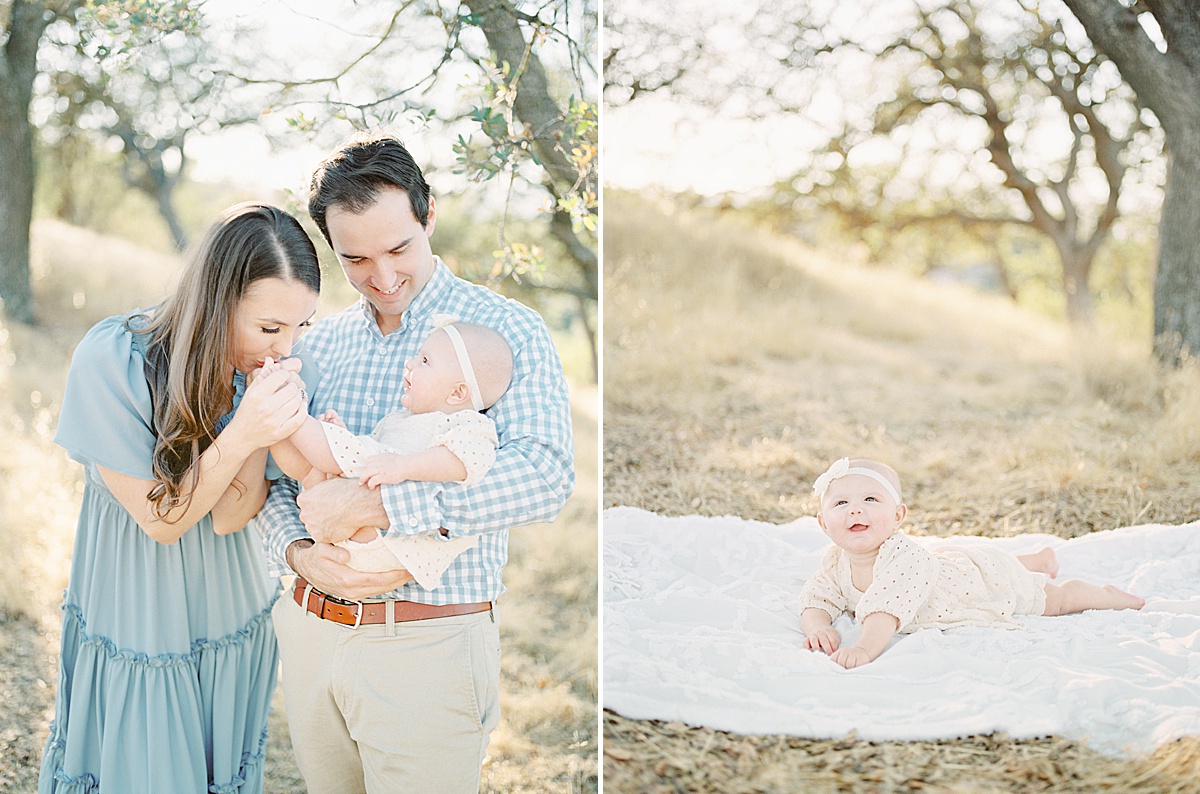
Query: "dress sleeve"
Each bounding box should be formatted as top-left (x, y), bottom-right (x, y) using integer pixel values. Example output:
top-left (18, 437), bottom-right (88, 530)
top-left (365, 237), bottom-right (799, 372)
top-left (54, 315), bottom-right (156, 480)
top-left (430, 412), bottom-right (499, 487)
top-left (856, 534), bottom-right (939, 631)
top-left (798, 547), bottom-right (849, 623)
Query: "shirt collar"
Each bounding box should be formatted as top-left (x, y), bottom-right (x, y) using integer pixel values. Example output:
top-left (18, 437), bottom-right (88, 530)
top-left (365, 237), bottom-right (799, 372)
top-left (356, 256), bottom-right (454, 337)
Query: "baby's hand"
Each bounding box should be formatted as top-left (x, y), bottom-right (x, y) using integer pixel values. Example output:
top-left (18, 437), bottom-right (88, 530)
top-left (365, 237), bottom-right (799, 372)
top-left (804, 626), bottom-right (841, 655)
top-left (319, 409), bottom-right (347, 429)
top-left (830, 646), bottom-right (873, 670)
top-left (358, 454), bottom-right (410, 489)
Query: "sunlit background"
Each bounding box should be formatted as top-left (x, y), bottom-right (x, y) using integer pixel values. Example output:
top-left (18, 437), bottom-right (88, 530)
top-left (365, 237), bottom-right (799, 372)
top-left (602, 0), bottom-right (1200, 791)
top-left (1, 1), bottom-right (597, 791)
top-left (604, 0), bottom-right (1166, 336)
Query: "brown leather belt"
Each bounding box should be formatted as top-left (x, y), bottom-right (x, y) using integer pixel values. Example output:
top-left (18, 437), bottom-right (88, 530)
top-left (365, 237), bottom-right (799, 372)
top-left (292, 577), bottom-right (491, 627)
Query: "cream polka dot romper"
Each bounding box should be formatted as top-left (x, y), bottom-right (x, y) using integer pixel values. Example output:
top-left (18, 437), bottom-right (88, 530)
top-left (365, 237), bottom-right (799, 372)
top-left (322, 409), bottom-right (499, 589)
top-left (799, 532), bottom-right (1049, 632)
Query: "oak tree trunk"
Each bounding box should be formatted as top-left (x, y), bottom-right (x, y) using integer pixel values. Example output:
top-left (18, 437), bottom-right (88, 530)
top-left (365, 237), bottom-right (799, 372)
top-left (1058, 246), bottom-right (1097, 327)
top-left (1061, 0), bottom-right (1200, 364)
top-left (0, 0), bottom-right (54, 324)
top-left (1153, 130), bottom-right (1200, 363)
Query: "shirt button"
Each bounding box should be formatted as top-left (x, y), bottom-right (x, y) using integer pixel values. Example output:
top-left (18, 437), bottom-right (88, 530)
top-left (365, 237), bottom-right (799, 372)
top-left (366, 397), bottom-right (375, 407)
top-left (377, 345), bottom-right (387, 355)
top-left (408, 517), bottom-right (419, 527)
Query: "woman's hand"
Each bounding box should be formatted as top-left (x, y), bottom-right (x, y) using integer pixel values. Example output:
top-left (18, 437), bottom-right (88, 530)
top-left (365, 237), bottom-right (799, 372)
top-left (248, 355), bottom-right (303, 388)
top-left (804, 625), bottom-right (841, 655)
top-left (225, 366), bottom-right (308, 451)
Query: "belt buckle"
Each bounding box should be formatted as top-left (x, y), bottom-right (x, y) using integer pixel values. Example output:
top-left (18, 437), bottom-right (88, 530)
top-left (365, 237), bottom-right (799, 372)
top-left (351, 600), bottom-right (364, 629)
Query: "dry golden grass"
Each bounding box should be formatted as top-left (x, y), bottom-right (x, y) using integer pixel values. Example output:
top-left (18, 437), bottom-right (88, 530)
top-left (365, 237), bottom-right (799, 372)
top-left (602, 190), bottom-right (1200, 792)
top-left (605, 714), bottom-right (1200, 793)
top-left (0, 219), bottom-right (597, 793)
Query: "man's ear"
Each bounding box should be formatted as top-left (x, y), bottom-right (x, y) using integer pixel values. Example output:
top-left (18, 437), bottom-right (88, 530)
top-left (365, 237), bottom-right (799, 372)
top-left (424, 195), bottom-right (437, 238)
top-left (446, 381), bottom-right (471, 406)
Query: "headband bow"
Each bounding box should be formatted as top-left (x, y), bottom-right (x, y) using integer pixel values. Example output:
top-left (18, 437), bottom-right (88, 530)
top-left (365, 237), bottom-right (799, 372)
top-left (812, 458), bottom-right (901, 505)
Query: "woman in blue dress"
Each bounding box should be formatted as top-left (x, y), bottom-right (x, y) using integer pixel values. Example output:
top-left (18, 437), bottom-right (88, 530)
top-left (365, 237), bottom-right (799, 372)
top-left (39, 203), bottom-right (320, 793)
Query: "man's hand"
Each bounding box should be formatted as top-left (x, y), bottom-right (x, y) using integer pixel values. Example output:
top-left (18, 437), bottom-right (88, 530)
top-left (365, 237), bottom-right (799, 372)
top-left (296, 476), bottom-right (389, 545)
top-left (803, 625), bottom-right (841, 655)
top-left (287, 539), bottom-right (414, 601)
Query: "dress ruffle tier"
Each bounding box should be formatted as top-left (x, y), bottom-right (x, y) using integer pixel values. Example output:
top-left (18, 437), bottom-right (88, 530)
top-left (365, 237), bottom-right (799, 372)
top-left (40, 315), bottom-right (281, 793)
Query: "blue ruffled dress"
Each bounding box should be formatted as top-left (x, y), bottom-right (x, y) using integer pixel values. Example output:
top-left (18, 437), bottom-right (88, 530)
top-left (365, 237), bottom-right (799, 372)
top-left (38, 314), bottom-right (281, 794)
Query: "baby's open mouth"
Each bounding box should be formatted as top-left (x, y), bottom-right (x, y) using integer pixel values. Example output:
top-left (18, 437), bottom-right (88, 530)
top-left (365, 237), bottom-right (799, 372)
top-left (848, 523), bottom-right (869, 532)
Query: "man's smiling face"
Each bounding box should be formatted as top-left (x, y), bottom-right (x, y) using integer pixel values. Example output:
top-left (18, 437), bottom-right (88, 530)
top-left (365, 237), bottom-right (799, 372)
top-left (327, 187), bottom-right (437, 336)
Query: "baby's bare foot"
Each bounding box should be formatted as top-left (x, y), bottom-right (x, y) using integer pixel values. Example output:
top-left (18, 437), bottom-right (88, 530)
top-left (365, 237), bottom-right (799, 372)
top-left (1102, 585), bottom-right (1146, 610)
top-left (1019, 546), bottom-right (1059, 579)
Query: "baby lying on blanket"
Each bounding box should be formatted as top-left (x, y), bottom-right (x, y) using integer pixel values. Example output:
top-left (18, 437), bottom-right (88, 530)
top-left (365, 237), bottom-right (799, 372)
top-left (267, 318), bottom-right (513, 589)
top-left (799, 457), bottom-right (1144, 669)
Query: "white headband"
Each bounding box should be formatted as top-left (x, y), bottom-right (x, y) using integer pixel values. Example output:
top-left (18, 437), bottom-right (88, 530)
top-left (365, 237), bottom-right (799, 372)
top-left (440, 324), bottom-right (485, 412)
top-left (812, 458), bottom-right (901, 505)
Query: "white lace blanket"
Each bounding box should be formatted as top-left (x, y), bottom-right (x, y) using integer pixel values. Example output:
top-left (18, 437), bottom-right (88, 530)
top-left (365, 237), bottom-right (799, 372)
top-left (603, 507), bottom-right (1200, 757)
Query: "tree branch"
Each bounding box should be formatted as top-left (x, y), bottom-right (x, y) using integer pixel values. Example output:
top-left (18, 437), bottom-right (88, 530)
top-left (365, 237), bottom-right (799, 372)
top-left (1061, 0), bottom-right (1193, 131)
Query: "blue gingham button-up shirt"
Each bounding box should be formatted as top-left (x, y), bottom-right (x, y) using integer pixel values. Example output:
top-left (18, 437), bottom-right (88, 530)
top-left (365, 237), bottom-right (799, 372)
top-left (256, 259), bottom-right (575, 604)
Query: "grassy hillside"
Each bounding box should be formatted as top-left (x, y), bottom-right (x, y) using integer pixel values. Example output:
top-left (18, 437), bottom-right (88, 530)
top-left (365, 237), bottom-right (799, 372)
top-left (0, 219), bottom-right (597, 793)
top-left (602, 190), bottom-right (1200, 792)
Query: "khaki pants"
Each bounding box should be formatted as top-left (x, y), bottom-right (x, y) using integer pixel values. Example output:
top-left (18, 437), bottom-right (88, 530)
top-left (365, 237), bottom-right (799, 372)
top-left (272, 593), bottom-right (501, 794)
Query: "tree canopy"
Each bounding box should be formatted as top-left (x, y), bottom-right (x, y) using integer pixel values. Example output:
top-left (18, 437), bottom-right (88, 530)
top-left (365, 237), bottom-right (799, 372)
top-left (607, 0), bottom-right (1184, 349)
top-left (6, 0), bottom-right (597, 375)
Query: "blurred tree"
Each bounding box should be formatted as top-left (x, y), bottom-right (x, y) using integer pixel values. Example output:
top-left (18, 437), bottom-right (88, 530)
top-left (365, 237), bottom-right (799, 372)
top-left (1061, 0), bottom-right (1200, 363)
top-left (606, 0), bottom-right (1171, 333)
top-left (603, 1), bottom-right (705, 106)
top-left (773, 0), bottom-right (1156, 326)
top-left (227, 0), bottom-right (598, 375)
top-left (42, 17), bottom-right (217, 249)
top-left (1, 0), bottom-right (195, 323)
top-left (602, 0), bottom-right (785, 114)
top-left (1, 0), bottom-right (81, 323)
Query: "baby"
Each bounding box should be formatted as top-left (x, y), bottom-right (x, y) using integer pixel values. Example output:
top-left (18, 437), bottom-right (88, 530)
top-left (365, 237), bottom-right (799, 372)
top-left (799, 457), bottom-right (1144, 669)
top-left (267, 318), bottom-right (513, 589)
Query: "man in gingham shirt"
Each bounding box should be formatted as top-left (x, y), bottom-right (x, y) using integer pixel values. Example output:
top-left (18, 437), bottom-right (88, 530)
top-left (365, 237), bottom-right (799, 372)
top-left (256, 134), bottom-right (575, 794)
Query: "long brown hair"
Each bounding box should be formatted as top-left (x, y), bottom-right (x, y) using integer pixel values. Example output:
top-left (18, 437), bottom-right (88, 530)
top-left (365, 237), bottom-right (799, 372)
top-left (130, 203), bottom-right (320, 519)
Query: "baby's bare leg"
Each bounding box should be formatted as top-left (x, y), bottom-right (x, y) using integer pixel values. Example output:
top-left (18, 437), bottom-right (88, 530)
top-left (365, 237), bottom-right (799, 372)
top-left (1017, 547), bottom-right (1059, 579)
top-left (1043, 579), bottom-right (1145, 616)
top-left (348, 526), bottom-right (379, 543)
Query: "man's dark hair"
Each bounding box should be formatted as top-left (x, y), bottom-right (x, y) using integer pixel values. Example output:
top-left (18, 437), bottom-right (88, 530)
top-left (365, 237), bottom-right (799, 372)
top-left (308, 132), bottom-right (432, 245)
